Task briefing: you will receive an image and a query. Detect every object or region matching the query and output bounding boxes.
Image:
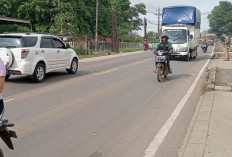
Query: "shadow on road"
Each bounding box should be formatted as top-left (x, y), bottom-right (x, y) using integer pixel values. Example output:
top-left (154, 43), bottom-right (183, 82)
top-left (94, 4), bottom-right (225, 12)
top-left (6, 70), bottom-right (93, 84)
top-left (166, 73), bottom-right (191, 81)
top-left (89, 152), bottom-right (103, 157)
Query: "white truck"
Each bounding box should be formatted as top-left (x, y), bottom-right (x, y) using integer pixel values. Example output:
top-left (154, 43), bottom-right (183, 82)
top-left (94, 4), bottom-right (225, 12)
top-left (162, 6), bottom-right (201, 61)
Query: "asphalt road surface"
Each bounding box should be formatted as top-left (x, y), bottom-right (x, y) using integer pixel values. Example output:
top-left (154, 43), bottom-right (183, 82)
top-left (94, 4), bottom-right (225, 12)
top-left (2, 47), bottom-right (212, 157)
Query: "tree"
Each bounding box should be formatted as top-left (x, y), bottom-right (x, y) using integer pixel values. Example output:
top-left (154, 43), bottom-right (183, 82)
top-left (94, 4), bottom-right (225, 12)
top-left (114, 0), bottom-right (146, 41)
top-left (208, 1), bottom-right (232, 37)
top-left (0, 0), bottom-right (146, 41)
top-left (147, 31), bottom-right (159, 42)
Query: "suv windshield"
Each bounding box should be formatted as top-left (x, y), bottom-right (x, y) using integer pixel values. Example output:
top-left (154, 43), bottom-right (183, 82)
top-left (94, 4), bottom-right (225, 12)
top-left (163, 29), bottom-right (187, 44)
top-left (0, 36), bottom-right (38, 48)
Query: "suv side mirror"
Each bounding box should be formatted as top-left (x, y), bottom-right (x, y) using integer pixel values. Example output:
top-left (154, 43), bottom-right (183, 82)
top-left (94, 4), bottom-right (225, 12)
top-left (189, 35), bottom-right (193, 40)
top-left (66, 44), bottom-right (71, 49)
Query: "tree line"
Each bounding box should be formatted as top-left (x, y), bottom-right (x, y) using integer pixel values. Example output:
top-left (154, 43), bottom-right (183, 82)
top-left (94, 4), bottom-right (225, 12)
top-left (208, 1), bottom-right (232, 37)
top-left (0, 0), bottom-right (146, 42)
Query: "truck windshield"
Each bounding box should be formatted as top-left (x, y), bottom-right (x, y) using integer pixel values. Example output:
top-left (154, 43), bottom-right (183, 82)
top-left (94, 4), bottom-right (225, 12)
top-left (163, 29), bottom-right (187, 44)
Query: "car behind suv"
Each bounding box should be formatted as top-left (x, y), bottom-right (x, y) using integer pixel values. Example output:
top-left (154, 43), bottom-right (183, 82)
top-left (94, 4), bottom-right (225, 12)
top-left (0, 33), bottom-right (78, 82)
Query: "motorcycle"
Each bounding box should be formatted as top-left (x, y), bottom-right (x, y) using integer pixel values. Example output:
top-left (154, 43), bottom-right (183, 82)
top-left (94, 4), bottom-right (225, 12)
top-left (201, 44), bottom-right (208, 53)
top-left (144, 44), bottom-right (149, 51)
top-left (0, 118), bottom-right (17, 157)
top-left (155, 50), bottom-right (169, 82)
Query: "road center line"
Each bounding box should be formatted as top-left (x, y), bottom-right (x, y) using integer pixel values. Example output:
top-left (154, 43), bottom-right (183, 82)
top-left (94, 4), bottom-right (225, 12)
top-left (94, 68), bottom-right (119, 76)
top-left (94, 58), bottom-right (152, 76)
top-left (137, 58), bottom-right (153, 64)
top-left (143, 46), bottom-right (215, 157)
top-left (4, 99), bottom-right (15, 103)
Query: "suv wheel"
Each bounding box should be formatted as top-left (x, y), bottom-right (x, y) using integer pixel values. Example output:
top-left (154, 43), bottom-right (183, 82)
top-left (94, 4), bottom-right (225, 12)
top-left (67, 58), bottom-right (78, 74)
top-left (32, 63), bottom-right (46, 82)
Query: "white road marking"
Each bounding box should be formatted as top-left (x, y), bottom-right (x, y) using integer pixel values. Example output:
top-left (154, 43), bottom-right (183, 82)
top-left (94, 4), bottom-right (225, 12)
top-left (136, 59), bottom-right (153, 64)
top-left (143, 47), bottom-right (215, 157)
top-left (94, 68), bottom-right (119, 76)
top-left (4, 99), bottom-right (15, 103)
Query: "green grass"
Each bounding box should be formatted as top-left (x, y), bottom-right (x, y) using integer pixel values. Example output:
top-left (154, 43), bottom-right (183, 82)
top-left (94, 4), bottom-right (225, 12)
top-left (77, 48), bottom-right (142, 59)
top-left (120, 48), bottom-right (142, 53)
top-left (202, 83), bottom-right (208, 94)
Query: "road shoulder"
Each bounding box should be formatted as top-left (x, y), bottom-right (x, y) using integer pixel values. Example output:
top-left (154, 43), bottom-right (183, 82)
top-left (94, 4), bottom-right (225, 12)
top-left (180, 52), bottom-right (232, 157)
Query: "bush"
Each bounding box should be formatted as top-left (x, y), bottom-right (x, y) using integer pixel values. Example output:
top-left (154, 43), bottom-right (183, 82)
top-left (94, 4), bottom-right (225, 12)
top-left (74, 47), bottom-right (87, 55)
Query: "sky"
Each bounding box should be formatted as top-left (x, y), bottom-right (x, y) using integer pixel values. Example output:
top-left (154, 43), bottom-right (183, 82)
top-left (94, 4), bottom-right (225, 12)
top-left (130, 0), bottom-right (226, 35)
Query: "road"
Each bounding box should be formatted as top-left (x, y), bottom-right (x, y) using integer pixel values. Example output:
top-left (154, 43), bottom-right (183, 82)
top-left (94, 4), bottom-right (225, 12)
top-left (2, 47), bottom-right (212, 157)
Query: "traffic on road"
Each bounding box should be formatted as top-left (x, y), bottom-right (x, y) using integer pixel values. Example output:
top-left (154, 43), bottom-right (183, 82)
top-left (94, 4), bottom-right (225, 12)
top-left (0, 0), bottom-right (229, 157)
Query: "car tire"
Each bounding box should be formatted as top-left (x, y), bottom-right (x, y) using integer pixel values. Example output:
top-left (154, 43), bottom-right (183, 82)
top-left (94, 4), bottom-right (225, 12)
top-left (5, 74), bottom-right (10, 80)
top-left (67, 58), bottom-right (78, 74)
top-left (32, 63), bottom-right (46, 83)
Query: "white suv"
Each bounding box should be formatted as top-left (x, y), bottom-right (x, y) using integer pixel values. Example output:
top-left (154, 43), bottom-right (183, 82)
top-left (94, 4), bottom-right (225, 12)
top-left (0, 33), bottom-right (78, 82)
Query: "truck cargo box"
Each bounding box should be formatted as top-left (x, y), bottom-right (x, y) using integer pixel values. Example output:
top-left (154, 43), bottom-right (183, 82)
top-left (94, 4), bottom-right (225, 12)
top-left (162, 6), bottom-right (201, 29)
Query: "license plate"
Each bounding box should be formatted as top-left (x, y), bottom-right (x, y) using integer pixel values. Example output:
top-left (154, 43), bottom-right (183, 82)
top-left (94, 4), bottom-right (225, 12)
top-left (156, 56), bottom-right (166, 60)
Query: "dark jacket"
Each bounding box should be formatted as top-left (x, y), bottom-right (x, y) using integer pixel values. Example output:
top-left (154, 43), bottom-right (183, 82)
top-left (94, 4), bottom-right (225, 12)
top-left (155, 41), bottom-right (173, 53)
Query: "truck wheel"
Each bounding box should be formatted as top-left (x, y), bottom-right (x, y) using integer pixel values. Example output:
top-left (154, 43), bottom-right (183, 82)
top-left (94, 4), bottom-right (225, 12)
top-left (193, 51), bottom-right (197, 58)
top-left (184, 54), bottom-right (190, 61)
top-left (32, 63), bottom-right (46, 83)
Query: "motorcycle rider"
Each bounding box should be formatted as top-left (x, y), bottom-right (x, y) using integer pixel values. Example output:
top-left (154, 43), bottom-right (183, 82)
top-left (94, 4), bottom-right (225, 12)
top-left (201, 38), bottom-right (208, 52)
top-left (143, 39), bottom-right (149, 51)
top-left (0, 58), bottom-right (6, 115)
top-left (155, 35), bottom-right (173, 73)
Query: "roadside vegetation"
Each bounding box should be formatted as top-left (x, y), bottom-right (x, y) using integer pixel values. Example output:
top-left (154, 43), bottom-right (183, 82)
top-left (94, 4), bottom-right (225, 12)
top-left (0, 0), bottom-right (147, 42)
top-left (78, 48), bottom-right (143, 59)
top-left (208, 1), bottom-right (232, 37)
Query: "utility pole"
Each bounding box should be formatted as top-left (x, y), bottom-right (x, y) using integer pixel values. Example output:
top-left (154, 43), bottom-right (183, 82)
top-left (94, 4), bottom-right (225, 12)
top-left (112, 0), bottom-right (119, 52)
top-left (155, 8), bottom-right (162, 35)
top-left (144, 17), bottom-right (147, 39)
top-left (157, 8), bottom-right (161, 35)
top-left (60, 10), bottom-right (63, 35)
top-left (95, 0), bottom-right (99, 52)
top-left (59, 0), bottom-right (63, 35)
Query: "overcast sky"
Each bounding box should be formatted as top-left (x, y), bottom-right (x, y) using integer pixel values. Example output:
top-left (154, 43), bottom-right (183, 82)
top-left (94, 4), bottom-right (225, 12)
top-left (130, 0), bottom-right (226, 35)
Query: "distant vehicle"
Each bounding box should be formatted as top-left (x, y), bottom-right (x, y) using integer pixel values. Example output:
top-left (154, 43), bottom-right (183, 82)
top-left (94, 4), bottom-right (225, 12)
top-left (162, 6), bottom-right (201, 61)
top-left (144, 45), bottom-right (149, 51)
top-left (206, 36), bottom-right (215, 45)
top-left (0, 33), bottom-right (79, 82)
top-left (201, 44), bottom-right (208, 53)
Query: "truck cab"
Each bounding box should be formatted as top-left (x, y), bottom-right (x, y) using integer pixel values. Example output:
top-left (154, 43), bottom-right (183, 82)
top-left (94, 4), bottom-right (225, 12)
top-left (162, 26), bottom-right (198, 60)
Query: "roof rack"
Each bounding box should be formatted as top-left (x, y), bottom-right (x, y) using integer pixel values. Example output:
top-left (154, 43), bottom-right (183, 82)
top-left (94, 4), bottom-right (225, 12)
top-left (25, 32), bottom-right (54, 35)
top-left (2, 32), bottom-right (54, 35)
